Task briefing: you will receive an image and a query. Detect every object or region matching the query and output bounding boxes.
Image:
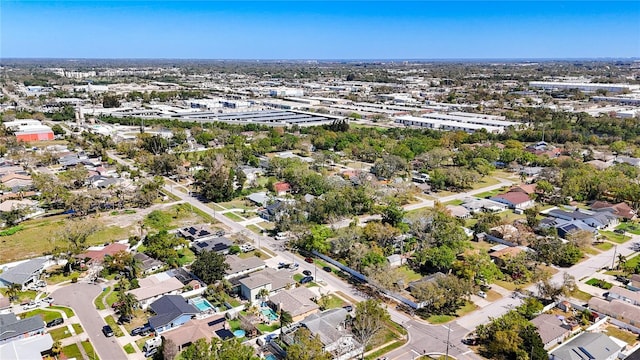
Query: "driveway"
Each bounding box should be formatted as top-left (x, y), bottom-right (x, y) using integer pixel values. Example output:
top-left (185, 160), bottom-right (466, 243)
top-left (52, 283), bottom-right (128, 360)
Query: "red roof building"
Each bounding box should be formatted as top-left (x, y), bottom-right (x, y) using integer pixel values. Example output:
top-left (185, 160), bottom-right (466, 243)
top-left (79, 243), bottom-right (129, 264)
top-left (273, 182), bottom-right (291, 195)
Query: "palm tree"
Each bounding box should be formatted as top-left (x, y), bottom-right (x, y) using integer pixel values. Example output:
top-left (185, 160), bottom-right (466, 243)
top-left (116, 291), bottom-right (137, 318)
top-left (618, 254), bottom-right (627, 271)
top-left (279, 310), bottom-right (293, 335)
top-left (5, 283), bottom-right (21, 302)
top-left (51, 340), bottom-right (62, 358)
top-left (257, 288), bottom-right (269, 302)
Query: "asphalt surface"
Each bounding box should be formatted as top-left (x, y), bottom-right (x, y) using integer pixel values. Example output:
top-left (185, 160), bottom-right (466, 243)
top-left (52, 282), bottom-right (128, 360)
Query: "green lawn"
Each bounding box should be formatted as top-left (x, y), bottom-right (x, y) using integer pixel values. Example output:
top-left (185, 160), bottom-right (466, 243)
top-left (583, 247), bottom-right (600, 255)
top-left (228, 319), bottom-right (241, 331)
top-left (471, 176), bottom-right (502, 190)
top-left (318, 294), bottom-right (346, 309)
top-left (599, 231), bottom-right (631, 244)
top-left (571, 289), bottom-right (593, 302)
top-left (104, 315), bottom-right (125, 337)
top-left (62, 344), bottom-right (82, 359)
top-left (625, 254), bottom-right (640, 270)
top-left (218, 200), bottom-right (256, 211)
top-left (586, 278), bottom-right (613, 289)
top-left (396, 266), bottom-right (422, 283)
top-left (49, 306), bottom-right (75, 318)
top-left (123, 343), bottom-right (136, 354)
top-left (48, 326), bottom-right (72, 341)
top-left (427, 303), bottom-right (477, 324)
top-left (22, 308), bottom-right (63, 323)
top-left (105, 290), bottom-right (119, 307)
top-left (616, 222), bottom-right (640, 235)
top-left (82, 341), bottom-right (99, 360)
top-left (604, 325), bottom-right (638, 344)
top-left (595, 242), bottom-right (614, 251)
top-left (223, 212), bottom-right (245, 222)
top-left (246, 224), bottom-right (263, 234)
top-left (444, 199), bottom-right (464, 206)
top-left (94, 286), bottom-right (111, 310)
top-left (73, 323), bottom-right (84, 334)
top-left (364, 339), bottom-right (407, 360)
top-left (177, 247), bottom-right (196, 266)
top-left (256, 323), bottom-right (280, 333)
top-left (293, 274), bottom-right (304, 282)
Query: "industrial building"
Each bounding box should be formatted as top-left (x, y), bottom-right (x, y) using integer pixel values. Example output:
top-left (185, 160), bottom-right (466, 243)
top-left (173, 110), bottom-right (342, 127)
top-left (529, 81), bottom-right (640, 93)
top-left (4, 119), bottom-right (55, 142)
top-left (395, 115), bottom-right (504, 133)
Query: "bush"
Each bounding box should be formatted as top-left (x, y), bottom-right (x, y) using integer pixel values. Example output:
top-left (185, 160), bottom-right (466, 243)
top-left (0, 225), bottom-right (24, 236)
top-left (229, 245), bottom-right (241, 255)
top-left (70, 274), bottom-right (78, 283)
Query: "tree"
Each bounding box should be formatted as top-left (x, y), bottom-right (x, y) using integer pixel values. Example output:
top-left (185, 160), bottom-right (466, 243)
top-left (51, 340), bottom-right (62, 357)
top-left (115, 291), bottom-right (137, 319)
top-left (380, 203), bottom-right (405, 228)
top-left (194, 154), bottom-right (235, 202)
top-left (102, 94), bottom-right (121, 108)
top-left (300, 225), bottom-right (332, 253)
top-left (285, 327), bottom-right (332, 360)
top-left (51, 124), bottom-right (65, 135)
top-left (476, 310), bottom-right (547, 360)
top-left (352, 299), bottom-right (390, 359)
top-left (537, 273), bottom-right (577, 302)
top-left (162, 338), bottom-right (178, 360)
top-left (279, 309), bottom-right (293, 335)
top-left (4, 283), bottom-right (21, 301)
top-left (57, 219), bottom-right (99, 253)
top-left (181, 337), bottom-right (258, 360)
top-left (190, 251), bottom-right (230, 285)
top-left (517, 297), bottom-right (544, 320)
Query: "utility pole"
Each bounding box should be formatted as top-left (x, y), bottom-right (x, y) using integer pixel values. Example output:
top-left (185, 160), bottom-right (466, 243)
top-left (445, 325), bottom-right (451, 360)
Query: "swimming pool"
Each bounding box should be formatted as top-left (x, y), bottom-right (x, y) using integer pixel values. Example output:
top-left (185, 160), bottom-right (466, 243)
top-left (190, 297), bottom-right (215, 312)
top-left (261, 308), bottom-right (278, 321)
top-left (265, 354), bottom-right (277, 360)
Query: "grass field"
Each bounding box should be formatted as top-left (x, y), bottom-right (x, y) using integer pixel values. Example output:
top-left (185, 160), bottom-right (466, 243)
top-left (427, 302), bottom-right (477, 324)
top-left (586, 278), bottom-right (613, 289)
top-left (48, 326), bottom-right (72, 341)
top-left (94, 286), bottom-right (111, 310)
top-left (218, 200), bottom-right (256, 211)
top-left (0, 214), bottom-right (136, 262)
top-left (105, 290), bottom-right (119, 307)
top-left (595, 242), bottom-right (614, 251)
top-left (123, 343), bottom-right (136, 354)
top-left (22, 308), bottom-right (63, 323)
top-left (223, 212), bottom-right (245, 222)
top-left (444, 199), bottom-right (464, 206)
top-left (318, 294), bottom-right (346, 309)
top-left (599, 231), bottom-right (631, 244)
top-left (62, 344), bottom-right (82, 359)
top-left (73, 323), bottom-right (84, 334)
top-left (604, 325), bottom-right (638, 345)
top-left (616, 222), bottom-right (640, 235)
top-left (396, 266), bottom-right (422, 283)
top-left (625, 253), bottom-right (640, 271)
top-left (49, 306), bottom-right (74, 318)
top-left (474, 188), bottom-right (503, 199)
top-left (571, 289), bottom-right (593, 302)
top-left (364, 339), bottom-right (407, 360)
top-left (82, 341), bottom-right (99, 360)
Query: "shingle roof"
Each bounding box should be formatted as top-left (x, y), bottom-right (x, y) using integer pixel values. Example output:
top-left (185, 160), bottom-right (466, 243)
top-left (269, 287), bottom-right (319, 318)
top-left (148, 295), bottom-right (199, 330)
top-left (530, 314), bottom-right (570, 345)
top-left (550, 332), bottom-right (622, 360)
top-left (0, 258), bottom-right (47, 286)
top-left (0, 333), bottom-right (53, 360)
top-left (301, 308), bottom-right (351, 346)
top-left (491, 191), bottom-right (532, 205)
top-left (0, 313), bottom-right (45, 341)
top-left (225, 255), bottom-right (265, 276)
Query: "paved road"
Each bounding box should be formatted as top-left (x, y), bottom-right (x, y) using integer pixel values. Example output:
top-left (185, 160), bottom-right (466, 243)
top-left (52, 283), bottom-right (128, 360)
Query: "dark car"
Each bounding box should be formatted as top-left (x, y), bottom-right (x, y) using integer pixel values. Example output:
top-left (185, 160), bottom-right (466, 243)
top-left (302, 270), bottom-right (312, 276)
top-left (304, 257), bottom-right (314, 263)
top-left (343, 304), bottom-right (353, 312)
top-left (300, 276), bottom-right (314, 284)
top-left (614, 229), bottom-right (625, 234)
top-left (117, 315), bottom-right (132, 324)
top-left (102, 325), bottom-right (114, 337)
top-left (322, 266), bottom-right (332, 272)
top-left (131, 325), bottom-right (151, 336)
top-left (46, 317), bottom-right (64, 328)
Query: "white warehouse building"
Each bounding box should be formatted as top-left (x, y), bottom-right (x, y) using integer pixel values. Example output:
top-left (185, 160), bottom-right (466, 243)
top-left (529, 81), bottom-right (640, 93)
top-left (395, 115), bottom-right (504, 134)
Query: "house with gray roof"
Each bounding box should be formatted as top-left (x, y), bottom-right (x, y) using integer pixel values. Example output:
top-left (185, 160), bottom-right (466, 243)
top-left (148, 295), bottom-right (199, 334)
top-left (224, 255), bottom-right (266, 280)
top-left (133, 252), bottom-right (165, 274)
top-left (0, 332), bottom-right (53, 359)
top-left (0, 258), bottom-right (47, 290)
top-left (530, 313), bottom-right (572, 349)
top-left (546, 208), bottom-right (619, 230)
top-left (607, 286), bottom-right (640, 306)
top-left (0, 313), bottom-right (46, 344)
top-left (550, 332), bottom-right (623, 360)
top-left (268, 286), bottom-right (319, 321)
top-left (299, 308), bottom-right (363, 360)
top-left (191, 237), bottom-right (233, 255)
top-left (238, 268), bottom-right (294, 304)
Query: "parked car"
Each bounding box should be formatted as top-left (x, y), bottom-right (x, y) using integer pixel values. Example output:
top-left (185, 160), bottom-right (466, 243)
top-left (300, 276), bottom-right (314, 284)
top-left (302, 270), bottom-right (312, 276)
top-left (322, 266), bottom-right (332, 272)
top-left (117, 315), bottom-right (132, 324)
top-left (144, 347), bottom-right (158, 358)
top-left (23, 302), bottom-right (38, 310)
top-left (131, 325), bottom-right (151, 336)
top-left (41, 297), bottom-right (54, 304)
top-left (477, 291), bottom-right (487, 299)
top-left (240, 243), bottom-right (255, 252)
top-left (304, 257), bottom-right (314, 263)
top-left (614, 229), bottom-right (625, 234)
top-left (102, 325), bottom-right (114, 337)
top-left (46, 317), bottom-right (64, 328)
top-left (343, 304), bottom-right (353, 312)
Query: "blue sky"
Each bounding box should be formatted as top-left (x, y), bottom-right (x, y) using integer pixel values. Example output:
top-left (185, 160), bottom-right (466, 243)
top-left (2, 1), bottom-right (639, 59)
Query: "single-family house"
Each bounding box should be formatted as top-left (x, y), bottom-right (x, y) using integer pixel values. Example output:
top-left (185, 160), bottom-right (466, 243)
top-left (298, 308), bottom-right (363, 360)
top-left (134, 253), bottom-right (165, 274)
top-left (446, 205), bottom-right (471, 219)
top-left (238, 268), bottom-right (294, 304)
top-left (160, 316), bottom-right (232, 353)
top-left (590, 201), bottom-right (637, 220)
top-left (273, 182), bottom-right (291, 196)
top-left (191, 237), bottom-right (233, 255)
top-left (586, 159), bottom-right (614, 171)
top-left (258, 200), bottom-right (285, 221)
top-left (246, 192), bottom-right (269, 207)
top-left (128, 273), bottom-right (186, 309)
top-left (78, 243), bottom-right (129, 266)
top-left (386, 254), bottom-right (402, 268)
top-left (490, 191), bottom-right (535, 210)
top-left (530, 314), bottom-right (572, 350)
top-left (178, 225), bottom-right (220, 242)
top-left (0, 174), bottom-right (33, 191)
top-left (489, 246), bottom-right (525, 267)
top-left (550, 332), bottom-right (623, 360)
top-left (547, 208), bottom-right (619, 230)
top-left (0, 313), bottom-right (46, 344)
top-left (509, 184), bottom-right (537, 196)
top-left (461, 197), bottom-right (507, 213)
top-left (0, 332), bottom-right (53, 359)
top-left (588, 297), bottom-right (640, 327)
top-left (148, 295), bottom-right (199, 333)
top-left (0, 258), bottom-right (48, 290)
top-left (224, 255), bottom-right (266, 280)
top-left (607, 286), bottom-right (640, 306)
top-left (239, 166), bottom-right (264, 186)
top-left (268, 286), bottom-right (319, 322)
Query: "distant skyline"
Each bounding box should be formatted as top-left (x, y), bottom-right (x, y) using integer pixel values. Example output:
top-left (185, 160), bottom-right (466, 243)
top-left (2, 1), bottom-right (639, 60)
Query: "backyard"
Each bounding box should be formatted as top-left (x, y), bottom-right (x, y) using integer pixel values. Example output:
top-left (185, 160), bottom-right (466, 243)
top-left (616, 222), bottom-right (640, 235)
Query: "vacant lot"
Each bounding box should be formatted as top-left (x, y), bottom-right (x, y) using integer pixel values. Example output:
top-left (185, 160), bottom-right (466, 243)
top-left (0, 214), bottom-right (135, 262)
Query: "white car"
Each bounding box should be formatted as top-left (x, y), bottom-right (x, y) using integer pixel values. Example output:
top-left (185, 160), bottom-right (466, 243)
top-left (477, 291), bottom-right (487, 299)
top-left (23, 302), bottom-right (38, 310)
top-left (240, 244), bottom-right (255, 252)
top-left (41, 297), bottom-right (54, 304)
